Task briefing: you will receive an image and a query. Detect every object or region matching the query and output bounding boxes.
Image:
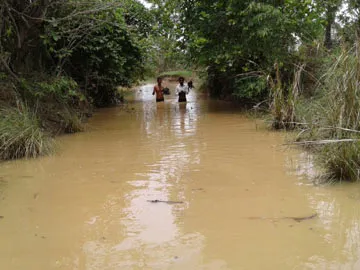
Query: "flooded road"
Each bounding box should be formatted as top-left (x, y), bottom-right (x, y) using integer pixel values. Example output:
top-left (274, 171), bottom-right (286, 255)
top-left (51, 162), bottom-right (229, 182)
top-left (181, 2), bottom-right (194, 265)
top-left (1, 83), bottom-right (360, 269)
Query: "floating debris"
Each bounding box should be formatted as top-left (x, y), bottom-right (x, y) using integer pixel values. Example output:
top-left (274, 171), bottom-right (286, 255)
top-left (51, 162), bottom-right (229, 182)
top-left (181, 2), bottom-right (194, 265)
top-left (147, 200), bottom-right (184, 204)
top-left (246, 213), bottom-right (318, 223)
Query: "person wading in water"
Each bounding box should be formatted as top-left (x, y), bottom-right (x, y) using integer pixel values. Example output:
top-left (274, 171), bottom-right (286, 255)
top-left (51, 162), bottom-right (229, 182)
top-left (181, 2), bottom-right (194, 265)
top-left (175, 77), bottom-right (189, 102)
top-left (153, 77), bottom-right (164, 102)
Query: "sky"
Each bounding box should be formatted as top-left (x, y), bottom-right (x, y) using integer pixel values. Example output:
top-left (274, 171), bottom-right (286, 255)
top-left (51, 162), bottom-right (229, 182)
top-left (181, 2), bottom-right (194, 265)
top-left (138, 0), bottom-right (152, 8)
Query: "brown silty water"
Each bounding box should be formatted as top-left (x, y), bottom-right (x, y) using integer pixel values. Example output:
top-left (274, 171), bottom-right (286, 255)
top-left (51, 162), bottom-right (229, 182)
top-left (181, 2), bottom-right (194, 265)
top-left (1, 81), bottom-right (360, 269)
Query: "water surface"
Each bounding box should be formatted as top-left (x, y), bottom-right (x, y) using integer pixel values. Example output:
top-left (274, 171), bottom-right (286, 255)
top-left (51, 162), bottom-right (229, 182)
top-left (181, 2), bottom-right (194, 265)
top-left (1, 83), bottom-right (360, 269)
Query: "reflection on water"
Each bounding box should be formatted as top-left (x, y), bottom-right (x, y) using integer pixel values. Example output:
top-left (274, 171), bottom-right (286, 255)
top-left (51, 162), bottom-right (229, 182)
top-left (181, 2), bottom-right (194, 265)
top-left (1, 83), bottom-right (360, 269)
top-left (104, 84), bottom-right (204, 269)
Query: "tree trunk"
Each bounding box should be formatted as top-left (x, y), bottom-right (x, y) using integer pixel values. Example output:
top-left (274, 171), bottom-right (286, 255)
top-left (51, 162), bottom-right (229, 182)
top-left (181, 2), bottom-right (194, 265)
top-left (324, 9), bottom-right (334, 49)
top-left (324, 20), bottom-right (332, 49)
top-left (324, 1), bottom-right (340, 50)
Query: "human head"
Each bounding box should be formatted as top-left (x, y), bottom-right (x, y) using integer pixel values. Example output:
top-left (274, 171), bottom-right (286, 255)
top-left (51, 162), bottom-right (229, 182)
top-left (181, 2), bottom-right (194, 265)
top-left (157, 77), bottom-right (162, 84)
top-left (178, 77), bottom-right (184, 85)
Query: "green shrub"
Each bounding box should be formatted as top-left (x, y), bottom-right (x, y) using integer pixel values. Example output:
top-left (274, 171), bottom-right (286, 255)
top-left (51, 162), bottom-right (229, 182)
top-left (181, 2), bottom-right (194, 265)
top-left (233, 76), bottom-right (267, 100)
top-left (14, 76), bottom-right (86, 135)
top-left (0, 105), bottom-right (54, 160)
top-left (19, 76), bottom-right (84, 105)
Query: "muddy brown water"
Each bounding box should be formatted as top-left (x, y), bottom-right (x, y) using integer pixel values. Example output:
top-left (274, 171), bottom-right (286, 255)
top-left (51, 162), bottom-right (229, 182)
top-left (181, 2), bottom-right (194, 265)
top-left (1, 83), bottom-right (360, 270)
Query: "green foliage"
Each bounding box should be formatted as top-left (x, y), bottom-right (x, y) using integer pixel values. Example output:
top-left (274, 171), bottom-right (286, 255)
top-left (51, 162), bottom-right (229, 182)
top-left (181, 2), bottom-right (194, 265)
top-left (6, 76), bottom-right (86, 135)
top-left (66, 24), bottom-right (144, 106)
top-left (1, 0), bottom-right (154, 107)
top-left (233, 77), bottom-right (267, 100)
top-left (179, 0), bottom-right (323, 100)
top-left (0, 0), bottom-right (156, 159)
top-left (19, 77), bottom-right (83, 104)
top-left (0, 104), bottom-right (54, 160)
top-left (146, 0), bottom-right (189, 72)
top-left (41, 1), bottom-right (151, 106)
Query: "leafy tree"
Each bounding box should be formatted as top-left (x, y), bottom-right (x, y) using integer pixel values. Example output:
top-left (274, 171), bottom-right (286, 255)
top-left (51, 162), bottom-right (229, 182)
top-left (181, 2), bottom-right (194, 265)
top-left (145, 0), bottom-right (188, 72)
top-left (42, 1), bottom-right (152, 106)
top-left (179, 0), bottom-right (323, 100)
top-left (1, 0), bottom-right (154, 106)
top-left (346, 0), bottom-right (360, 37)
top-left (314, 0), bottom-right (343, 49)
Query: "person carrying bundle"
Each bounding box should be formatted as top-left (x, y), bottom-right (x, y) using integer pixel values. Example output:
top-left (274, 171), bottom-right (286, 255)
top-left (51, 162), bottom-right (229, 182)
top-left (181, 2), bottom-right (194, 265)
top-left (175, 77), bottom-right (189, 102)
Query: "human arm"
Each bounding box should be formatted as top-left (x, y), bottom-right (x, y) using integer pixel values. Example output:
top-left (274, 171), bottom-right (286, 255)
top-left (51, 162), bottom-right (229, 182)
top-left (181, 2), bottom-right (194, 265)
top-left (152, 86), bottom-right (156, 95)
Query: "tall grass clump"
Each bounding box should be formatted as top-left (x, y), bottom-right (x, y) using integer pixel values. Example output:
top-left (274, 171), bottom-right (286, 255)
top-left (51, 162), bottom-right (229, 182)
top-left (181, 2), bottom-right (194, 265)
top-left (60, 106), bottom-right (84, 134)
top-left (269, 63), bottom-right (303, 130)
top-left (320, 142), bottom-right (360, 181)
top-left (296, 42), bottom-right (360, 181)
top-left (0, 104), bottom-right (54, 160)
top-left (324, 48), bottom-right (360, 131)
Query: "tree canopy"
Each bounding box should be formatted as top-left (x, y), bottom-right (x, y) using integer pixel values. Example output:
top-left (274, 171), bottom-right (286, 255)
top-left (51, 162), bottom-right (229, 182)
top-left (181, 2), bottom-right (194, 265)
top-left (1, 0), bottom-right (359, 104)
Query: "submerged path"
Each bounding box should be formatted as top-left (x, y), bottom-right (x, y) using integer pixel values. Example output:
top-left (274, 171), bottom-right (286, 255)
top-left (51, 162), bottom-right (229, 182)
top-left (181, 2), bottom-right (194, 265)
top-left (1, 83), bottom-right (360, 269)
